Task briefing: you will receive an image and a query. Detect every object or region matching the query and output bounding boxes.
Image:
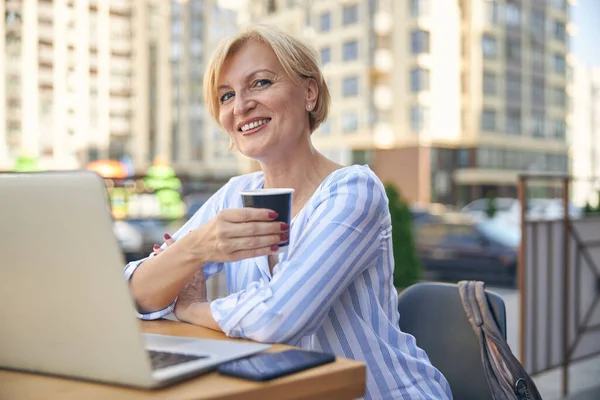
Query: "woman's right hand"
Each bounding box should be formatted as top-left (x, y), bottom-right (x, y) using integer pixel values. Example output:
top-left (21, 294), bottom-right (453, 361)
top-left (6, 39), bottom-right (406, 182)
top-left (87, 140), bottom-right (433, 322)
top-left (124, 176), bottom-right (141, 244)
top-left (181, 208), bottom-right (288, 264)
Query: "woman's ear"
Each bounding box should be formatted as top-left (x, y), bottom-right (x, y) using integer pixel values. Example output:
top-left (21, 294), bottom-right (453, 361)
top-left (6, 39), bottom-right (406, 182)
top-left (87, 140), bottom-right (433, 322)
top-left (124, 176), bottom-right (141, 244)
top-left (306, 77), bottom-right (319, 107)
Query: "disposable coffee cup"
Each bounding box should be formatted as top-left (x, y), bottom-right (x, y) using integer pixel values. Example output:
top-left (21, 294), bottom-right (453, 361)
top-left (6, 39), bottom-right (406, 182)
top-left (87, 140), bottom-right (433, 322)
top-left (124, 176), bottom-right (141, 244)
top-left (240, 188), bottom-right (294, 252)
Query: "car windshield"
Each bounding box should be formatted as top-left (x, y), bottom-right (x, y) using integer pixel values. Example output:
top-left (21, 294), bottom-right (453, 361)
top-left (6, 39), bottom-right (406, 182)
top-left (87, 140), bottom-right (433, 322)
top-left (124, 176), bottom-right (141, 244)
top-left (477, 219), bottom-right (521, 248)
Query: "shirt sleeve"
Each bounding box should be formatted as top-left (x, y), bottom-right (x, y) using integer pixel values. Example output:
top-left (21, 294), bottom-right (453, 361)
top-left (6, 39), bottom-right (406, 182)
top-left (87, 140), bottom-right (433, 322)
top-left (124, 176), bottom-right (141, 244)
top-left (123, 178), bottom-right (240, 320)
top-left (210, 170), bottom-right (389, 344)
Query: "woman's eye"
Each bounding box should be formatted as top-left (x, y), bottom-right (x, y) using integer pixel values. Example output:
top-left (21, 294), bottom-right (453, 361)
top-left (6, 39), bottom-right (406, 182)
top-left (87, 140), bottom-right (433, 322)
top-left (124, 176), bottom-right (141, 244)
top-left (254, 79), bottom-right (272, 88)
top-left (220, 92), bottom-right (234, 103)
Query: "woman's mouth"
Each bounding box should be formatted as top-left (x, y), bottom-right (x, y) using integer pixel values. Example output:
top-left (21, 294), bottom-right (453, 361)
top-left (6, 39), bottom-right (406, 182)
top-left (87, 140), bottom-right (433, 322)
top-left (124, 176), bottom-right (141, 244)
top-left (239, 118), bottom-right (271, 135)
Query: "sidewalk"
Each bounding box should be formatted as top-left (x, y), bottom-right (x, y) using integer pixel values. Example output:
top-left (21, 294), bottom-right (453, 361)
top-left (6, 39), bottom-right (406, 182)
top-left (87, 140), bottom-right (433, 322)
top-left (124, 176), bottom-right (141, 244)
top-left (493, 287), bottom-right (600, 400)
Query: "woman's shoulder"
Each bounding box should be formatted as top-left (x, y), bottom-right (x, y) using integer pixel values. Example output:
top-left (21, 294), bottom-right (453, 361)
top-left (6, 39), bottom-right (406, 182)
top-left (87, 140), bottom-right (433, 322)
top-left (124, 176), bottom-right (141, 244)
top-left (320, 164), bottom-right (385, 194)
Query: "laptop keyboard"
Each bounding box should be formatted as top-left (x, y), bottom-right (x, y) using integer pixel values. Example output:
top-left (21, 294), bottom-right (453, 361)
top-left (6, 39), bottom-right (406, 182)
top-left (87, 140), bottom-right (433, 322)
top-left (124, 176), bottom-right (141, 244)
top-left (148, 350), bottom-right (208, 370)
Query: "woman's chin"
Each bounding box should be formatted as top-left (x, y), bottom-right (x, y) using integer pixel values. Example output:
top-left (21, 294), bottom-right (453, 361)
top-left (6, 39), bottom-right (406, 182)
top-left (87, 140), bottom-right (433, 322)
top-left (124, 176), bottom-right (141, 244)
top-left (238, 145), bottom-right (269, 160)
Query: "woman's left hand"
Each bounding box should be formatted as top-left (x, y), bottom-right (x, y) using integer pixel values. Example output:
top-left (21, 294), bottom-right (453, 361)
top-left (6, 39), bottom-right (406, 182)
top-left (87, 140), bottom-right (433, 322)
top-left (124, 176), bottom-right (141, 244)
top-left (154, 233), bottom-right (208, 320)
top-left (174, 266), bottom-right (208, 323)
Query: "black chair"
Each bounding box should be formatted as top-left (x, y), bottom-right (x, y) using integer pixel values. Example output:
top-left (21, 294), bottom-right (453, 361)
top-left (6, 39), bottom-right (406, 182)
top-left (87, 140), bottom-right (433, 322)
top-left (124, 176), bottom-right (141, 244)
top-left (397, 282), bottom-right (507, 400)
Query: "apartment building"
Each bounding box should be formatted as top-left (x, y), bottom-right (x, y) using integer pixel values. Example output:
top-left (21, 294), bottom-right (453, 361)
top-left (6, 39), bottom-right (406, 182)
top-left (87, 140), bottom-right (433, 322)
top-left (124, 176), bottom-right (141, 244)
top-left (0, 0), bottom-right (228, 177)
top-left (571, 61), bottom-right (600, 207)
top-left (244, 0), bottom-right (572, 205)
top-left (1, 0), bottom-right (146, 170)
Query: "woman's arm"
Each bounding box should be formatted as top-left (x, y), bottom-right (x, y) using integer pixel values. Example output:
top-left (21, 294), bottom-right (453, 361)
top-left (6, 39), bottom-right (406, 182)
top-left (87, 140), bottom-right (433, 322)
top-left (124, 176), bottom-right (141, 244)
top-left (124, 177), bottom-right (286, 319)
top-left (196, 171), bottom-right (389, 343)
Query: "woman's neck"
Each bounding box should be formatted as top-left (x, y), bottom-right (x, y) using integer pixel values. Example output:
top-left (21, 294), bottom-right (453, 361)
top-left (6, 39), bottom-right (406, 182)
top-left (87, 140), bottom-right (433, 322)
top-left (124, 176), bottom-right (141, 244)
top-left (261, 140), bottom-right (341, 214)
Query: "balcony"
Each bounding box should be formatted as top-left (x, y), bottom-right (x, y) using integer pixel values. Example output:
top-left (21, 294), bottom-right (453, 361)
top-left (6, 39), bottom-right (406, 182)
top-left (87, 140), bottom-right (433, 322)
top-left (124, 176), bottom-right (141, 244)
top-left (110, 118), bottom-right (131, 135)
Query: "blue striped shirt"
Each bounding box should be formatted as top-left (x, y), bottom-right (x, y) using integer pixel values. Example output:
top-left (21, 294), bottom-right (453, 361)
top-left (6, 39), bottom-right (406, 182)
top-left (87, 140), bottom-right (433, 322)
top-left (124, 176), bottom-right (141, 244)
top-left (124, 165), bottom-right (452, 400)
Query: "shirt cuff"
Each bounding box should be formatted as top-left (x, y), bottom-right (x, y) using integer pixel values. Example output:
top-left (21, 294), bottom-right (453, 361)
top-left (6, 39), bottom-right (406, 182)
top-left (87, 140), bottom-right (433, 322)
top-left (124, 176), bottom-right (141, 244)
top-left (124, 255), bottom-right (175, 320)
top-left (210, 279), bottom-right (274, 338)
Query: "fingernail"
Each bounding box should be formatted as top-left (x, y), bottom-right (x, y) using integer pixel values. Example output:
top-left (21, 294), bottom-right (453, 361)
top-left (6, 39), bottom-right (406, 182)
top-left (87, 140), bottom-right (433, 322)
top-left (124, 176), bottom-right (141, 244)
top-left (268, 211), bottom-right (279, 219)
top-left (153, 244), bottom-right (160, 249)
top-left (280, 223), bottom-right (290, 231)
top-left (164, 233), bottom-right (171, 240)
top-left (280, 233), bottom-right (289, 241)
top-left (270, 244), bottom-right (279, 251)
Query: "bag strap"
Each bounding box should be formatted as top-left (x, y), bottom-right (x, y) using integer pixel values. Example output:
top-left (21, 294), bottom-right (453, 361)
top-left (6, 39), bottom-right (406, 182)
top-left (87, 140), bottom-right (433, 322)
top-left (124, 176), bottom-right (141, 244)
top-left (458, 281), bottom-right (543, 400)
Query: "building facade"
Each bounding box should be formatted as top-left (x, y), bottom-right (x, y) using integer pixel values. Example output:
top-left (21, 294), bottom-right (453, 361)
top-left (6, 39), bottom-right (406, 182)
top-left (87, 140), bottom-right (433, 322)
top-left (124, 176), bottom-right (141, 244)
top-left (244, 0), bottom-right (572, 205)
top-left (1, 0), bottom-right (155, 171)
top-left (571, 62), bottom-right (600, 207)
top-left (0, 0), bottom-right (231, 178)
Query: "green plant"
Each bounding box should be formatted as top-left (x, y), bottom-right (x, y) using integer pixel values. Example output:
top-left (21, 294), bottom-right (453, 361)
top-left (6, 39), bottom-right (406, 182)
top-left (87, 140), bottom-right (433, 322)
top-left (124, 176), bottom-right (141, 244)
top-left (485, 191), bottom-right (497, 219)
top-left (385, 183), bottom-right (421, 289)
top-left (584, 201), bottom-right (595, 216)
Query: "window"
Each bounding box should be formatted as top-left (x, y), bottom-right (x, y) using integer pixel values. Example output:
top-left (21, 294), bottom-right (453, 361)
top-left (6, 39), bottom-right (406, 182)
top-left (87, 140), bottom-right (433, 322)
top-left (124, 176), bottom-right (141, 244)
top-left (267, 0), bottom-right (277, 14)
top-left (457, 149), bottom-right (470, 168)
top-left (532, 79), bottom-right (545, 105)
top-left (411, 29), bottom-right (430, 54)
top-left (342, 76), bottom-right (359, 97)
top-left (551, 0), bottom-right (566, 10)
top-left (342, 112), bottom-right (358, 132)
top-left (531, 45), bottom-right (545, 70)
top-left (506, 110), bottom-right (521, 134)
top-left (485, 0), bottom-right (500, 24)
top-left (410, 105), bottom-right (430, 132)
top-left (552, 86), bottom-right (566, 108)
top-left (531, 11), bottom-right (545, 38)
top-left (506, 39), bottom-right (521, 62)
top-left (342, 40), bottom-right (358, 61)
top-left (320, 47), bottom-right (331, 65)
top-left (482, 35), bottom-right (497, 58)
top-left (410, 67), bottom-right (430, 92)
top-left (531, 114), bottom-right (544, 137)
top-left (553, 119), bottom-right (566, 138)
top-left (506, 75), bottom-right (521, 102)
top-left (416, 224), bottom-right (449, 247)
top-left (483, 71), bottom-right (496, 95)
top-left (450, 225), bottom-right (483, 246)
top-left (410, 0), bottom-right (429, 17)
top-left (553, 54), bottom-right (566, 74)
top-left (319, 11), bottom-right (331, 31)
top-left (342, 4), bottom-right (358, 25)
top-left (553, 20), bottom-right (566, 42)
top-left (505, 2), bottom-right (521, 26)
top-left (481, 109), bottom-right (496, 131)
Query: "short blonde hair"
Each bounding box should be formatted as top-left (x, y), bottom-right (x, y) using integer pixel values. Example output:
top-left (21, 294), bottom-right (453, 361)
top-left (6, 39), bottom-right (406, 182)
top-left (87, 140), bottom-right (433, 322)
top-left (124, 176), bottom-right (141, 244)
top-left (203, 24), bottom-right (330, 132)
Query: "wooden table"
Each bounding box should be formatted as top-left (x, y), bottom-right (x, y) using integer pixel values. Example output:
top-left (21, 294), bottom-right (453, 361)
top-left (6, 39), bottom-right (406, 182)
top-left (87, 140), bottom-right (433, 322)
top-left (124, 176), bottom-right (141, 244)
top-left (0, 320), bottom-right (366, 400)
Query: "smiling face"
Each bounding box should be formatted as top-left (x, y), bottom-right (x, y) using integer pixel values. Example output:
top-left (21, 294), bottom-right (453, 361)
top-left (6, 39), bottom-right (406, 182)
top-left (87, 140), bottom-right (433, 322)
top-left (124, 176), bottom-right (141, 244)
top-left (217, 40), bottom-right (317, 162)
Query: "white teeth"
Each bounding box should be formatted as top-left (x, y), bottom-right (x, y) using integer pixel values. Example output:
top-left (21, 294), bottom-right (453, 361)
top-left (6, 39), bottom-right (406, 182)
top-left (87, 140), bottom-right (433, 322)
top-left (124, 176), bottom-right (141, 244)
top-left (241, 118), bottom-right (270, 132)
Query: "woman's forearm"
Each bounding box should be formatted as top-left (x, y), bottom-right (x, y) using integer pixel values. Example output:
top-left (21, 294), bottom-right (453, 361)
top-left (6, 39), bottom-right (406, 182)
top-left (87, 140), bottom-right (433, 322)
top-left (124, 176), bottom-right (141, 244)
top-left (179, 302), bottom-right (222, 332)
top-left (129, 239), bottom-right (205, 313)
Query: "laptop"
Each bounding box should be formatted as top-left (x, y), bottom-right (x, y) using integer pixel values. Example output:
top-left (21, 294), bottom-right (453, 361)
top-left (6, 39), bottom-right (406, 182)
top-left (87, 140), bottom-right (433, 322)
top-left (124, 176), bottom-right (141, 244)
top-left (0, 170), bottom-right (270, 389)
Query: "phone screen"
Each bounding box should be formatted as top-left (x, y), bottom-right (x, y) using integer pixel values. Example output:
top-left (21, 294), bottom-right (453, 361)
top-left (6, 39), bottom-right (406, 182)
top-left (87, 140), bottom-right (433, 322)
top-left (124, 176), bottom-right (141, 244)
top-left (217, 349), bottom-right (336, 381)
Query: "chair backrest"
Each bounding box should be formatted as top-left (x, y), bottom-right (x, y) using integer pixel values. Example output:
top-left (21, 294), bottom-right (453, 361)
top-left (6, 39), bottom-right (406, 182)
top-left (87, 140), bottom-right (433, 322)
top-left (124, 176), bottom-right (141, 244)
top-left (397, 282), bottom-right (506, 400)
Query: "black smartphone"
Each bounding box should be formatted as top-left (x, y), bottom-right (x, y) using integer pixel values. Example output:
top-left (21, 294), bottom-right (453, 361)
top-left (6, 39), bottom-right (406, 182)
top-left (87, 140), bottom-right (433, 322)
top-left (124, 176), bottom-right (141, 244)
top-left (217, 349), bottom-right (336, 381)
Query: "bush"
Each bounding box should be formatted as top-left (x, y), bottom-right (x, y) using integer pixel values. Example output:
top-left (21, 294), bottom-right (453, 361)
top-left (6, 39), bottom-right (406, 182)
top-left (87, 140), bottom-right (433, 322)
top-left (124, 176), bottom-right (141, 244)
top-left (485, 191), bottom-right (497, 219)
top-left (584, 201), bottom-right (595, 216)
top-left (385, 183), bottom-right (421, 289)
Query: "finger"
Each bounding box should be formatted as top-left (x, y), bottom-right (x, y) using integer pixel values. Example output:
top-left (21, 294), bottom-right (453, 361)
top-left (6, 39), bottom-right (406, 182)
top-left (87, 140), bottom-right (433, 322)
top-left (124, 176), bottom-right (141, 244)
top-left (153, 244), bottom-right (163, 255)
top-left (221, 234), bottom-right (284, 253)
top-left (224, 221), bottom-right (289, 238)
top-left (164, 233), bottom-right (175, 245)
top-left (219, 208), bottom-right (279, 223)
top-left (231, 244), bottom-right (280, 260)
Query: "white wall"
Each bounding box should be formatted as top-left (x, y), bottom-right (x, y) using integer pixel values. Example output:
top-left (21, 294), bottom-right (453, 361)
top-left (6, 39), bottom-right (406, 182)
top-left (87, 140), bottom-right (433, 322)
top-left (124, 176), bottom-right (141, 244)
top-left (571, 61), bottom-right (600, 206)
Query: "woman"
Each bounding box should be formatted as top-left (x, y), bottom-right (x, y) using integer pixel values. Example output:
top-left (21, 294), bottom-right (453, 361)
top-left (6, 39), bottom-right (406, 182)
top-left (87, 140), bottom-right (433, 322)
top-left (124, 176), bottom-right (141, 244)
top-left (125, 25), bottom-right (452, 400)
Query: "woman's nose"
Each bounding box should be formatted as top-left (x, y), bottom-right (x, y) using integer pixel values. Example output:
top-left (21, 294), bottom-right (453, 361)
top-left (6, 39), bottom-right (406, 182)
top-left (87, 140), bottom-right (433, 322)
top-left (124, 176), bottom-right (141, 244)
top-left (233, 93), bottom-right (256, 116)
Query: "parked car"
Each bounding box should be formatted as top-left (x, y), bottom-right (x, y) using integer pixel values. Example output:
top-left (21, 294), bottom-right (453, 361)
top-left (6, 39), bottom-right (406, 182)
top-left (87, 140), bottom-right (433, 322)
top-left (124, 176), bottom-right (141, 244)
top-left (113, 218), bottom-right (170, 262)
top-left (414, 215), bottom-right (520, 287)
top-left (461, 197), bottom-right (582, 228)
